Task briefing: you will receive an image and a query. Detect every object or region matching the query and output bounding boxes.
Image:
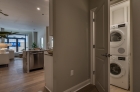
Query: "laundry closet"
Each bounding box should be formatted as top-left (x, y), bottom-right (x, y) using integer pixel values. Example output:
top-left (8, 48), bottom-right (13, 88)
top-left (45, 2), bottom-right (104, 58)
top-left (110, 0), bottom-right (130, 92)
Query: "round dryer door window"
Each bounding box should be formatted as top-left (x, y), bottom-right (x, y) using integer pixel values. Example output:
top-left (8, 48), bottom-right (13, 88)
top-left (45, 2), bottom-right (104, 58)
top-left (110, 29), bottom-right (125, 48)
top-left (110, 62), bottom-right (125, 78)
top-left (110, 32), bottom-right (122, 42)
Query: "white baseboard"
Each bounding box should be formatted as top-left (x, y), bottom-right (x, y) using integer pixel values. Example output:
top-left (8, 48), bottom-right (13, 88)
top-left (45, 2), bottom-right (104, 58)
top-left (45, 86), bottom-right (52, 92)
top-left (64, 79), bottom-right (91, 92)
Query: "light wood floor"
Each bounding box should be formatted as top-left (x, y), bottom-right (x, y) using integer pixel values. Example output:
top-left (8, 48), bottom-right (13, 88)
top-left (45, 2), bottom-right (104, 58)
top-left (0, 58), bottom-right (48, 92)
top-left (110, 85), bottom-right (130, 92)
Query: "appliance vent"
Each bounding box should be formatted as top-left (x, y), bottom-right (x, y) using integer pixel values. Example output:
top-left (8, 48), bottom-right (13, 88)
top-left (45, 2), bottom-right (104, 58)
top-left (118, 48), bottom-right (125, 54)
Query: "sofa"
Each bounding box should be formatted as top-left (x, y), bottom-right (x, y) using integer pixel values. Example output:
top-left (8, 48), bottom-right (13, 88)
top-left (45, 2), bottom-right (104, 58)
top-left (8, 50), bottom-right (14, 59)
top-left (0, 52), bottom-right (9, 66)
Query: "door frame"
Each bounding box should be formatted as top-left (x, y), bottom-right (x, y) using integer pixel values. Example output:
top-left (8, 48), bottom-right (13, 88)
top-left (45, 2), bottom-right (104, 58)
top-left (130, 0), bottom-right (133, 91)
top-left (90, 3), bottom-right (110, 91)
top-left (90, 1), bottom-right (133, 92)
top-left (90, 8), bottom-right (97, 85)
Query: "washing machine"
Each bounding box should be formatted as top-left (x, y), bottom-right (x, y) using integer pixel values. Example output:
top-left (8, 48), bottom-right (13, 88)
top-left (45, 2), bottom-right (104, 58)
top-left (110, 55), bottom-right (130, 90)
top-left (110, 23), bottom-right (130, 56)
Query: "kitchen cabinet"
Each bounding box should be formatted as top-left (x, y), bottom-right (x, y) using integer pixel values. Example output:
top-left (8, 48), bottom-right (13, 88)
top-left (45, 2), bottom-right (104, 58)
top-left (23, 50), bottom-right (44, 73)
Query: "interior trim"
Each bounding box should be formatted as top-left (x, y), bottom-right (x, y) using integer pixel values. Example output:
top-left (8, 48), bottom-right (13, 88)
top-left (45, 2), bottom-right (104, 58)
top-left (45, 86), bottom-right (52, 92)
top-left (64, 79), bottom-right (91, 92)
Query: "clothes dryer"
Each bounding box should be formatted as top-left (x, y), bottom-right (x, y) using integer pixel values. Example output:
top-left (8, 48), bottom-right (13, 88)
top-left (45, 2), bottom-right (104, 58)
top-left (110, 23), bottom-right (130, 56)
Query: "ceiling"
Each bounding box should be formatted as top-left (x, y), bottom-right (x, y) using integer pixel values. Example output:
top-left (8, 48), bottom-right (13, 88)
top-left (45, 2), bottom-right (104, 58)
top-left (0, 0), bottom-right (49, 32)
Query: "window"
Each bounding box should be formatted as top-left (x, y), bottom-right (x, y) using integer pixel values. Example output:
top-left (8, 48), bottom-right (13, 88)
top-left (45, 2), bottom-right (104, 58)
top-left (26, 35), bottom-right (29, 50)
top-left (52, 37), bottom-right (53, 48)
top-left (5, 34), bottom-right (28, 52)
top-left (41, 37), bottom-right (44, 48)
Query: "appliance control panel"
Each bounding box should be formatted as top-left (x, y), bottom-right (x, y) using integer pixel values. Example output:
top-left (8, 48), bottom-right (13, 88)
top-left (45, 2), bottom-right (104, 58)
top-left (118, 57), bottom-right (125, 61)
top-left (118, 24), bottom-right (125, 28)
top-left (110, 23), bottom-right (126, 29)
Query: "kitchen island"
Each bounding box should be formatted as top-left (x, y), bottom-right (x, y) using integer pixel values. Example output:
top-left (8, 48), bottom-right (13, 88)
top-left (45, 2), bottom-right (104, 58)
top-left (23, 50), bottom-right (44, 73)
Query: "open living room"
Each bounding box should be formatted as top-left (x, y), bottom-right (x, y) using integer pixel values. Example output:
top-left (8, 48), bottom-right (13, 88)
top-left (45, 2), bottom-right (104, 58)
top-left (0, 0), bottom-right (51, 92)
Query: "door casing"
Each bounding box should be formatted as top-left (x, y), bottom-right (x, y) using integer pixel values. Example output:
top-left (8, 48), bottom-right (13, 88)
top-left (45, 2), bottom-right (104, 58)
top-left (90, 8), bottom-right (97, 85)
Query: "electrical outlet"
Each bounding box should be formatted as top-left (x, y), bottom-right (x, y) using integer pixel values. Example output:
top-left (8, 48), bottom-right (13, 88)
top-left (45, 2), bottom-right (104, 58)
top-left (70, 70), bottom-right (74, 76)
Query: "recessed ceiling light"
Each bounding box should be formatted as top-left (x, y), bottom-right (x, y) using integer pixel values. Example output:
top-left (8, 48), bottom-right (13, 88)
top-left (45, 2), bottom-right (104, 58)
top-left (37, 7), bottom-right (41, 11)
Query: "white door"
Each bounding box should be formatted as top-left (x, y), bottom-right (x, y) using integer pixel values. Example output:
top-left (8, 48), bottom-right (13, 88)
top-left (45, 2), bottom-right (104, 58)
top-left (95, 1), bottom-right (110, 92)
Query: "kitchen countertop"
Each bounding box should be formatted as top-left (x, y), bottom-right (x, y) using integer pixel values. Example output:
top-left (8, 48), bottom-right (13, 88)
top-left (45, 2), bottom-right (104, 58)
top-left (45, 54), bottom-right (53, 56)
top-left (25, 50), bottom-right (46, 52)
top-left (0, 52), bottom-right (9, 54)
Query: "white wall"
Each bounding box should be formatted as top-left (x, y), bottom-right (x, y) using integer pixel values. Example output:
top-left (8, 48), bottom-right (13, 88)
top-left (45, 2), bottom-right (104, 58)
top-left (131, 0), bottom-right (140, 91)
top-left (37, 30), bottom-right (47, 49)
top-left (51, 0), bottom-right (90, 91)
top-left (27, 32), bottom-right (33, 49)
top-left (48, 36), bottom-right (53, 49)
top-left (32, 32), bottom-right (38, 45)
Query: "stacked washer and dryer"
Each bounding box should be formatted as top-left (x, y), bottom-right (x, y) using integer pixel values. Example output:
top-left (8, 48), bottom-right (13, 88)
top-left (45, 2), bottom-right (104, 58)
top-left (110, 23), bottom-right (130, 90)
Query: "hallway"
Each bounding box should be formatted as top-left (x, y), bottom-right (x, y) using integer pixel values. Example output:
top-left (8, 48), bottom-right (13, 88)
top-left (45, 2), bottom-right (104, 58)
top-left (0, 58), bottom-right (48, 92)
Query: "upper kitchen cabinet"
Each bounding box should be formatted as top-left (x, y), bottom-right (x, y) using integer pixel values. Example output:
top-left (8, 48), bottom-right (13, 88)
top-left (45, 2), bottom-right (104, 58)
top-left (110, 1), bottom-right (130, 25)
